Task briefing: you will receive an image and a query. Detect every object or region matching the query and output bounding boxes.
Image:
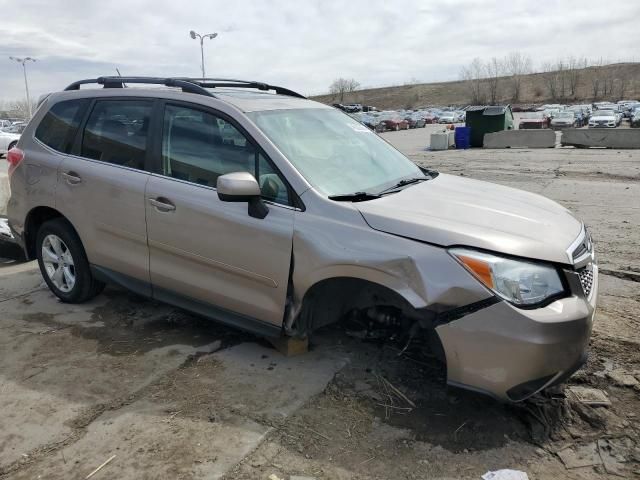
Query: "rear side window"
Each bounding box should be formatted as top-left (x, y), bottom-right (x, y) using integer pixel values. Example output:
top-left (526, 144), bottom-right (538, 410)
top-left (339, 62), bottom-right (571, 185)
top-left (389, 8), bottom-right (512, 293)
top-left (81, 100), bottom-right (152, 169)
top-left (35, 99), bottom-right (87, 153)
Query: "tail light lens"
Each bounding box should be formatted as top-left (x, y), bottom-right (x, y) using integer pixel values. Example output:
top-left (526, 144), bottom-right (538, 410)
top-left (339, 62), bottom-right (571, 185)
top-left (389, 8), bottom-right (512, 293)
top-left (7, 147), bottom-right (24, 178)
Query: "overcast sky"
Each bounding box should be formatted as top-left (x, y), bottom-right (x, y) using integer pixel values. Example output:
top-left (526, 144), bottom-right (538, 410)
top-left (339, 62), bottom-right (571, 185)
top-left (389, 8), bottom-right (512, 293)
top-left (1, 0), bottom-right (638, 102)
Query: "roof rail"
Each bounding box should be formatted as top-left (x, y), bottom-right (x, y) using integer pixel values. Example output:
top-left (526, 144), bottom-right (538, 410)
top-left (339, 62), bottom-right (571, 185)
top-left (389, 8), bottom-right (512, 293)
top-left (64, 77), bottom-right (215, 97)
top-left (63, 76), bottom-right (306, 99)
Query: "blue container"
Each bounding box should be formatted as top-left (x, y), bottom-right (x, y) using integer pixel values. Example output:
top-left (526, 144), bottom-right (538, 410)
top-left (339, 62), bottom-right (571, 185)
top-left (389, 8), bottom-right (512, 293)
top-left (454, 126), bottom-right (471, 149)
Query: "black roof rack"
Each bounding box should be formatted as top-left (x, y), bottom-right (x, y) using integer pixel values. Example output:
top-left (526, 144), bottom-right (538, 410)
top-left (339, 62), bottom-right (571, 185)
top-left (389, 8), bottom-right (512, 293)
top-left (63, 76), bottom-right (306, 99)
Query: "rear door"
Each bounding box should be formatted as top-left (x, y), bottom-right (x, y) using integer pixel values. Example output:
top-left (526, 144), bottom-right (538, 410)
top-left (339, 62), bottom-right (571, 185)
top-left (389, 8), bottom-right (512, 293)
top-left (56, 98), bottom-right (154, 291)
top-left (145, 102), bottom-right (294, 329)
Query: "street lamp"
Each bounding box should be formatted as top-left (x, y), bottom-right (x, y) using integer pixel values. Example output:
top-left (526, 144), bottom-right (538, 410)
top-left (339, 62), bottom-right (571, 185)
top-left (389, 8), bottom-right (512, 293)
top-left (9, 56), bottom-right (36, 118)
top-left (189, 30), bottom-right (218, 78)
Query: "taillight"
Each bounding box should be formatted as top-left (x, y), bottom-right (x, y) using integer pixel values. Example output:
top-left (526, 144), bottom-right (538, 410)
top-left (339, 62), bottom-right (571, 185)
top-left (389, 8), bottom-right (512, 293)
top-left (7, 147), bottom-right (24, 177)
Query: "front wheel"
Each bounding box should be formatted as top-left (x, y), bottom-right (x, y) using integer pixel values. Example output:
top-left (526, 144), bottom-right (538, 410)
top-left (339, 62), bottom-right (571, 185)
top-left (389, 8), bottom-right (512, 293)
top-left (8, 141), bottom-right (17, 151)
top-left (36, 218), bottom-right (105, 303)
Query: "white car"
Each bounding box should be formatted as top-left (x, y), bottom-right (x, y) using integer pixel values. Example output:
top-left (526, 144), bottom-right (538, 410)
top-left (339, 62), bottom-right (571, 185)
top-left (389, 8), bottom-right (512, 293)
top-left (0, 128), bottom-right (21, 156)
top-left (588, 110), bottom-right (617, 128)
top-left (438, 112), bottom-right (458, 124)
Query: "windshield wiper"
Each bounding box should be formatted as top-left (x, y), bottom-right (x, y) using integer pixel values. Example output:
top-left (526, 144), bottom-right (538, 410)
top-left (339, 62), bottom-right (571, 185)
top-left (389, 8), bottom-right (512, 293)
top-left (378, 177), bottom-right (428, 194)
top-left (328, 191), bottom-right (381, 202)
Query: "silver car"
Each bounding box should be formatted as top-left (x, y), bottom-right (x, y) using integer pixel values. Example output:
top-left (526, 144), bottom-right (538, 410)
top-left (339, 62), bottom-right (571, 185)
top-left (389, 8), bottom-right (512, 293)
top-left (6, 77), bottom-right (597, 401)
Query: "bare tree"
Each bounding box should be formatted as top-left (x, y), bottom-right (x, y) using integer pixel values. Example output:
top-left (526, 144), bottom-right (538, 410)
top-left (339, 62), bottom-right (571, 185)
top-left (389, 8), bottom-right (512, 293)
top-left (329, 78), bottom-right (360, 103)
top-left (616, 65), bottom-right (630, 100)
top-left (590, 59), bottom-right (602, 99)
top-left (484, 57), bottom-right (503, 104)
top-left (504, 51), bottom-right (532, 102)
top-left (566, 56), bottom-right (587, 98)
top-left (542, 62), bottom-right (560, 100)
top-left (460, 58), bottom-right (485, 104)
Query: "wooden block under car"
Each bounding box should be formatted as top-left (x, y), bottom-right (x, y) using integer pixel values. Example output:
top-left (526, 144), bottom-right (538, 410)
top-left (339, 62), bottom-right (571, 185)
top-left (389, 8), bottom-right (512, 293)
top-left (267, 335), bottom-right (309, 357)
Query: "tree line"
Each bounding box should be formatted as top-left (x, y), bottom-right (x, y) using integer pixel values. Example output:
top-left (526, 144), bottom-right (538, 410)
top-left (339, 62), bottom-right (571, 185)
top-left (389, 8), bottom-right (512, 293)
top-left (460, 53), bottom-right (635, 105)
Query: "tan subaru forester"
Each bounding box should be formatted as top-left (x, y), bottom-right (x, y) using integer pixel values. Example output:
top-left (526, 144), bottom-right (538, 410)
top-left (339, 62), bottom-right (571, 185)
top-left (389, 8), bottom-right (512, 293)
top-left (6, 77), bottom-right (597, 401)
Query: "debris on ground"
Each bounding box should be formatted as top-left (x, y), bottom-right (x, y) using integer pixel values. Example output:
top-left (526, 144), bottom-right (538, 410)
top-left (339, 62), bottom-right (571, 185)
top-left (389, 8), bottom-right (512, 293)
top-left (566, 386), bottom-right (611, 407)
top-left (556, 442), bottom-right (602, 469)
top-left (481, 469), bottom-right (529, 480)
top-left (598, 439), bottom-right (627, 476)
top-left (606, 369), bottom-right (639, 387)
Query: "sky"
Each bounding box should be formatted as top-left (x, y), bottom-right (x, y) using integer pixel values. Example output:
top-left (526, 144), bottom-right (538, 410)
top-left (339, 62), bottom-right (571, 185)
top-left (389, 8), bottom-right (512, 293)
top-left (0, 0), bottom-right (638, 103)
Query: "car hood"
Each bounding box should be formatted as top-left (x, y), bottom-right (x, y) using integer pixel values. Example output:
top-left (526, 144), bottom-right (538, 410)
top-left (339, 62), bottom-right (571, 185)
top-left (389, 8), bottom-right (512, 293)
top-left (590, 115), bottom-right (615, 121)
top-left (356, 173), bottom-right (582, 265)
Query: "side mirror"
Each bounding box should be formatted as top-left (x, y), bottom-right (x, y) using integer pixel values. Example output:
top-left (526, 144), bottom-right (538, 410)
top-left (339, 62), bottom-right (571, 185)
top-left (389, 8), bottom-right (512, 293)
top-left (217, 172), bottom-right (269, 219)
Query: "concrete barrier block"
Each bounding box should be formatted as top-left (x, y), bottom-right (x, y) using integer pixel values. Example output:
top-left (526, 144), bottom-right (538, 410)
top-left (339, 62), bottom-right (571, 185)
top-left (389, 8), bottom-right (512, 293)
top-left (483, 130), bottom-right (556, 149)
top-left (561, 129), bottom-right (640, 149)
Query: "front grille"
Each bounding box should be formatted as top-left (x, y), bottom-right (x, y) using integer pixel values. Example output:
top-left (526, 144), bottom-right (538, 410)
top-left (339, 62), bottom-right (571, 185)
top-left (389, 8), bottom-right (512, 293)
top-left (578, 266), bottom-right (594, 297)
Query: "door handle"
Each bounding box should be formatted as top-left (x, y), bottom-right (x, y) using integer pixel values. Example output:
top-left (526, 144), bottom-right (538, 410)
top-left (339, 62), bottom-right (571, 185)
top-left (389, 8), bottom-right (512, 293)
top-left (62, 171), bottom-right (82, 185)
top-left (148, 197), bottom-right (176, 212)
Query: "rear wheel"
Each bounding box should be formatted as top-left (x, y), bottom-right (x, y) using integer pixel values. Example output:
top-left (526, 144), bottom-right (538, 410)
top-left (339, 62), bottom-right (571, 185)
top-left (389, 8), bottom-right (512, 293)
top-left (36, 219), bottom-right (105, 303)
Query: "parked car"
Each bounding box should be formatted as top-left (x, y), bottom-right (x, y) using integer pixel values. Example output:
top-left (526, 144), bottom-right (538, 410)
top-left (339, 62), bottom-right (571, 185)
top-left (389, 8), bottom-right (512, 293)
top-left (405, 112), bottom-right (426, 128)
top-left (378, 113), bottom-right (409, 131)
top-left (0, 128), bottom-right (21, 156)
top-left (588, 110), bottom-right (617, 128)
top-left (3, 123), bottom-right (27, 134)
top-left (437, 111), bottom-right (458, 124)
top-left (550, 111), bottom-right (577, 130)
top-left (0, 119), bottom-right (13, 129)
top-left (6, 76), bottom-right (597, 402)
top-left (518, 112), bottom-right (548, 129)
top-left (631, 109), bottom-right (640, 128)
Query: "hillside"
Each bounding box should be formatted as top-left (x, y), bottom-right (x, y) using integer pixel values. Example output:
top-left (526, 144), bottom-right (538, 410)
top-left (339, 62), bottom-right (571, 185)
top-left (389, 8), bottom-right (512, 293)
top-left (312, 63), bottom-right (640, 110)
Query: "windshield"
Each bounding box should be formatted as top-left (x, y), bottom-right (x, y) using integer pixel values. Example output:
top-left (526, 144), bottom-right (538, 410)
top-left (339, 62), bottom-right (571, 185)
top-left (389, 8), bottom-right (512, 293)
top-left (521, 112), bottom-right (543, 119)
top-left (595, 110), bottom-right (614, 116)
top-left (555, 112), bottom-right (573, 118)
top-left (248, 108), bottom-right (426, 197)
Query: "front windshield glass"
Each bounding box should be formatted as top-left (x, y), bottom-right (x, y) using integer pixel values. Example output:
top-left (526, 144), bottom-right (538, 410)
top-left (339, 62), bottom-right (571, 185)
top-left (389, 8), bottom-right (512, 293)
top-left (248, 108), bottom-right (425, 196)
top-left (596, 110), bottom-right (614, 116)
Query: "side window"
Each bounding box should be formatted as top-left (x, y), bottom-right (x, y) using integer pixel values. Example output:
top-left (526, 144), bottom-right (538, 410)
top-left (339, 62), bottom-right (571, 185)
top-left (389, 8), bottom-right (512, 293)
top-left (162, 104), bottom-right (292, 205)
top-left (81, 100), bottom-right (152, 169)
top-left (35, 99), bottom-right (87, 153)
top-left (162, 105), bottom-right (255, 187)
top-left (257, 154), bottom-right (290, 205)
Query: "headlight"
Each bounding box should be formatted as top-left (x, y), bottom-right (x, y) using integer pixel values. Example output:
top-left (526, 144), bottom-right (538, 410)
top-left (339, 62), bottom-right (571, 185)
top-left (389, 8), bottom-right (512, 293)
top-left (449, 248), bottom-right (565, 307)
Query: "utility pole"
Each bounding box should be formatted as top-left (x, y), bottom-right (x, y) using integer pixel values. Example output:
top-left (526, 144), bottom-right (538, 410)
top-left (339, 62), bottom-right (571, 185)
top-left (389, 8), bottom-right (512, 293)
top-left (9, 56), bottom-right (36, 118)
top-left (189, 30), bottom-right (218, 78)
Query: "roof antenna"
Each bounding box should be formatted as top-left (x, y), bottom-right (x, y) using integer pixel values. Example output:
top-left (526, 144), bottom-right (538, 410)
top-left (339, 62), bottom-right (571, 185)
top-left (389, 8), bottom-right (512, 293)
top-left (116, 68), bottom-right (127, 88)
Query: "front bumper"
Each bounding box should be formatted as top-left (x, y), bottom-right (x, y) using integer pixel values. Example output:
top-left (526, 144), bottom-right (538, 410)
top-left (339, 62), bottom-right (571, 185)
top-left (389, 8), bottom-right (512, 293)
top-left (435, 265), bottom-right (598, 401)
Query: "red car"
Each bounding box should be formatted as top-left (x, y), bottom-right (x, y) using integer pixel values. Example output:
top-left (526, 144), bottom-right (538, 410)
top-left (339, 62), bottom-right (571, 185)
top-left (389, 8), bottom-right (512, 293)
top-left (379, 114), bottom-right (409, 131)
top-left (518, 112), bottom-right (549, 129)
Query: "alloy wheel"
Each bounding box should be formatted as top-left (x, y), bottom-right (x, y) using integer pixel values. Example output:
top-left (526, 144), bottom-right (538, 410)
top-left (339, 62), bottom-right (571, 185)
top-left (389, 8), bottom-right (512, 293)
top-left (41, 234), bottom-right (76, 293)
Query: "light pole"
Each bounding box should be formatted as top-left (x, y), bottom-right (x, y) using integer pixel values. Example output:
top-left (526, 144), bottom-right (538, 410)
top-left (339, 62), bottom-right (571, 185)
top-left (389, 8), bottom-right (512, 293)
top-left (189, 30), bottom-right (218, 78)
top-left (9, 56), bottom-right (36, 118)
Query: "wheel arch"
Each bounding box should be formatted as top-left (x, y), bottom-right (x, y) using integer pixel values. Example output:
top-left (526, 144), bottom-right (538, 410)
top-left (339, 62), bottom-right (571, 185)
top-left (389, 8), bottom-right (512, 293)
top-left (24, 206), bottom-right (78, 260)
top-left (290, 270), bottom-right (428, 336)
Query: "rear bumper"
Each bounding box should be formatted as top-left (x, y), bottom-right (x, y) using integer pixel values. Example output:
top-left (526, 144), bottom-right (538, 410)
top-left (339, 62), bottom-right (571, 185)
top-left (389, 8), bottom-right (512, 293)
top-left (436, 267), bottom-right (597, 401)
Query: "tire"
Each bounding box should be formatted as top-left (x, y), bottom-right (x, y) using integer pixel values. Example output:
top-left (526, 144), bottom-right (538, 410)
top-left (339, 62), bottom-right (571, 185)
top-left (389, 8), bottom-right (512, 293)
top-left (8, 141), bottom-right (17, 151)
top-left (36, 218), bottom-right (105, 303)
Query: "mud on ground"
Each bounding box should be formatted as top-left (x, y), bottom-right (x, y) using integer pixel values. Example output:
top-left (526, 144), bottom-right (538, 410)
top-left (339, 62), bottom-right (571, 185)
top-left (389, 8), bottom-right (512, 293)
top-left (1, 141), bottom-right (639, 479)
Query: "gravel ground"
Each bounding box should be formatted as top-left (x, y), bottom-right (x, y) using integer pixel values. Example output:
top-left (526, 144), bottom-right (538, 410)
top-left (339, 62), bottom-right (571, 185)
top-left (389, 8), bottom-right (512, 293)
top-left (1, 129), bottom-right (639, 479)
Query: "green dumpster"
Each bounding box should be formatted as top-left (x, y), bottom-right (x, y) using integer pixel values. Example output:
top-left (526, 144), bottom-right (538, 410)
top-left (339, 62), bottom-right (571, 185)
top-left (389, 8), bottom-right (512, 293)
top-left (465, 105), bottom-right (514, 147)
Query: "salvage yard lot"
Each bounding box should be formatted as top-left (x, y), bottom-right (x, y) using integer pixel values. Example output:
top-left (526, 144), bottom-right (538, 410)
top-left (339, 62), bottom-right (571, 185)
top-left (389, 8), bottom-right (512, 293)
top-left (1, 130), bottom-right (639, 479)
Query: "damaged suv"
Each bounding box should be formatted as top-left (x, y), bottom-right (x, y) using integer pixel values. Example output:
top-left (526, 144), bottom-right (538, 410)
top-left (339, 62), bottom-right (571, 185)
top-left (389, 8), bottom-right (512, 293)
top-left (6, 77), bottom-right (597, 401)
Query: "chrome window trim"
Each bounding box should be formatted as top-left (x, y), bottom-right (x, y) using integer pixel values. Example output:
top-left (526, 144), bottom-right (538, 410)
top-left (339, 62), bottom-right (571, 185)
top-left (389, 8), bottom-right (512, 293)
top-left (147, 172), bottom-right (302, 211)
